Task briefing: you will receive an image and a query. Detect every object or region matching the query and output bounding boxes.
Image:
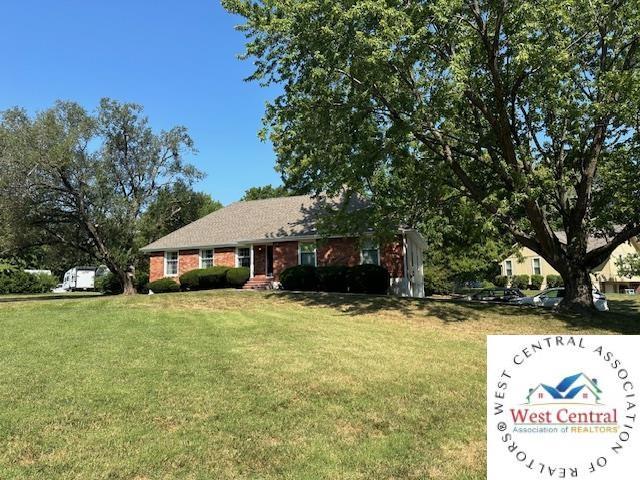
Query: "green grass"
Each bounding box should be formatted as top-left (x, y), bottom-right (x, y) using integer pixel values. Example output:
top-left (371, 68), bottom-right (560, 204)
top-left (0, 291), bottom-right (638, 479)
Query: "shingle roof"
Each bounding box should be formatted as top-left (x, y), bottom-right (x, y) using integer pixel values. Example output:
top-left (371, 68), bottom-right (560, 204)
top-left (140, 194), bottom-right (364, 252)
top-left (553, 231), bottom-right (613, 251)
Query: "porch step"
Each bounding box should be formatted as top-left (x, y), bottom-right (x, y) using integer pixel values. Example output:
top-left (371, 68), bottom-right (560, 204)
top-left (243, 276), bottom-right (274, 290)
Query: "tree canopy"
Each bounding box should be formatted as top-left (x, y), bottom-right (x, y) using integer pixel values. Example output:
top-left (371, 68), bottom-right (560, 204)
top-left (240, 184), bottom-right (297, 201)
top-left (0, 99), bottom-right (201, 293)
top-left (224, 0), bottom-right (640, 310)
top-left (139, 181), bottom-right (222, 246)
top-left (616, 253), bottom-right (640, 277)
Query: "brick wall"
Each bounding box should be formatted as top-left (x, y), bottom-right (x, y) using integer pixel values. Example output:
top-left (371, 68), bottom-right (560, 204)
top-left (147, 236), bottom-right (406, 284)
top-left (214, 247), bottom-right (236, 267)
top-left (178, 250), bottom-right (199, 277)
top-left (273, 241), bottom-right (298, 280)
top-left (317, 237), bottom-right (360, 266)
top-left (381, 239), bottom-right (404, 278)
top-left (149, 252), bottom-right (164, 282)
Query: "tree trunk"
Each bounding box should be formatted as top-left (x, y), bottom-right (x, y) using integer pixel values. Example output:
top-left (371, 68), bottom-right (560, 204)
top-left (558, 264), bottom-right (594, 312)
top-left (119, 270), bottom-right (136, 296)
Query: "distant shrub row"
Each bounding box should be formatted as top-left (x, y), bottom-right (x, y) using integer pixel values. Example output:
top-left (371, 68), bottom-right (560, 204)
top-left (0, 271), bottom-right (57, 294)
top-left (494, 274), bottom-right (564, 290)
top-left (280, 264), bottom-right (390, 295)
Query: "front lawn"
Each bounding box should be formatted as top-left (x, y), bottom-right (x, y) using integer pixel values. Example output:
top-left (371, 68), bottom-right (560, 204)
top-left (0, 291), bottom-right (638, 479)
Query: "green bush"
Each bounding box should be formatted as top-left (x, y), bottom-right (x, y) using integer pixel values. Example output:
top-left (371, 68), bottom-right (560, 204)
top-left (317, 266), bottom-right (349, 293)
top-left (179, 267), bottom-right (230, 291)
top-left (481, 280), bottom-right (496, 289)
top-left (146, 278), bottom-right (180, 293)
top-left (0, 271), bottom-right (58, 294)
top-left (96, 272), bottom-right (123, 295)
top-left (135, 271), bottom-right (149, 294)
top-left (530, 274), bottom-right (544, 290)
top-left (347, 264), bottom-right (390, 295)
top-left (226, 267), bottom-right (250, 288)
top-left (95, 271), bottom-right (150, 294)
top-left (423, 265), bottom-right (453, 295)
top-left (201, 267), bottom-right (231, 289)
top-left (280, 265), bottom-right (318, 291)
top-left (511, 274), bottom-right (530, 289)
top-left (494, 275), bottom-right (508, 287)
top-left (179, 270), bottom-right (202, 291)
top-left (546, 274), bottom-right (564, 288)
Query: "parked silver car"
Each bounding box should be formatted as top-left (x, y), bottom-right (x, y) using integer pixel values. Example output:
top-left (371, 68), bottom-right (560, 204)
top-left (511, 287), bottom-right (609, 311)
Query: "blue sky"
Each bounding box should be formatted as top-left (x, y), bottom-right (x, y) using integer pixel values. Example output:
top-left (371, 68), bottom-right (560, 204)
top-left (0, 0), bottom-right (281, 204)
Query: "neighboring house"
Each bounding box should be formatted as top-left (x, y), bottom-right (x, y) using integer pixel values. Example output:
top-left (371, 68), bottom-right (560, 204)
top-left (501, 234), bottom-right (640, 293)
top-left (140, 194), bottom-right (426, 297)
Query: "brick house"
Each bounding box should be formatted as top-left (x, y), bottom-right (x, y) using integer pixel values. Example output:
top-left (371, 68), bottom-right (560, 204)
top-left (140, 194), bottom-right (426, 297)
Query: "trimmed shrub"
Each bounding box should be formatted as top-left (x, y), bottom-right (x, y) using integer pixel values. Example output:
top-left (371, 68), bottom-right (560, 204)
top-left (494, 275), bottom-right (508, 287)
top-left (201, 267), bottom-right (230, 289)
top-left (96, 272), bottom-right (123, 295)
top-left (146, 278), bottom-right (180, 293)
top-left (530, 274), bottom-right (544, 290)
top-left (511, 274), bottom-right (530, 289)
top-left (280, 265), bottom-right (318, 291)
top-left (546, 274), bottom-right (564, 288)
top-left (317, 266), bottom-right (349, 293)
top-left (347, 264), bottom-right (390, 295)
top-left (179, 270), bottom-right (202, 291)
top-left (179, 267), bottom-right (230, 291)
top-left (226, 267), bottom-right (250, 288)
top-left (481, 280), bottom-right (496, 289)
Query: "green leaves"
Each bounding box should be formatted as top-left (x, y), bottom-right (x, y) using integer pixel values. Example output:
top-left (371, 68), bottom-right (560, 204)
top-left (225, 0), bottom-right (640, 253)
top-left (0, 99), bottom-right (202, 292)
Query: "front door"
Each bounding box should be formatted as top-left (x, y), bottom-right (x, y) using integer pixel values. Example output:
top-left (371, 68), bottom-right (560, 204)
top-left (266, 245), bottom-right (274, 277)
top-left (253, 245), bottom-right (266, 276)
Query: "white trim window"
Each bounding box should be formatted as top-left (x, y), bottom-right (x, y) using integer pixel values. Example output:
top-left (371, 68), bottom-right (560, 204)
top-left (200, 249), bottom-right (214, 269)
top-left (299, 241), bottom-right (317, 266)
top-left (504, 260), bottom-right (513, 277)
top-left (360, 238), bottom-right (380, 265)
top-left (236, 247), bottom-right (251, 268)
top-left (165, 251), bottom-right (179, 276)
top-left (532, 257), bottom-right (541, 276)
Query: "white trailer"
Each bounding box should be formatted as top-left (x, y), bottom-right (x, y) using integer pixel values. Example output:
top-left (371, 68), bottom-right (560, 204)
top-left (62, 266), bottom-right (97, 291)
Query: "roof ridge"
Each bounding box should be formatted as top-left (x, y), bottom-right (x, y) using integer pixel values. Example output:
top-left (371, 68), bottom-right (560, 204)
top-left (229, 193), bottom-right (319, 206)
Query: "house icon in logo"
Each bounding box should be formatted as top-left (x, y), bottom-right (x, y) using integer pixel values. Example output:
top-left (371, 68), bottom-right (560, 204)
top-left (526, 373), bottom-right (602, 405)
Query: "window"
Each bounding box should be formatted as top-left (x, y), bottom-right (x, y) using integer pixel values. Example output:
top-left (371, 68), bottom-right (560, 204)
top-left (360, 239), bottom-right (380, 265)
top-left (539, 393), bottom-right (544, 399)
top-left (505, 260), bottom-right (513, 277)
top-left (200, 249), bottom-right (214, 268)
top-left (299, 242), bottom-right (317, 266)
top-left (165, 252), bottom-right (179, 276)
top-left (237, 248), bottom-right (250, 268)
top-left (533, 258), bottom-right (541, 275)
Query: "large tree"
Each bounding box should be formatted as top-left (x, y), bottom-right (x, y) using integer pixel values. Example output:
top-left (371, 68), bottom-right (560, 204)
top-left (0, 99), bottom-right (201, 294)
top-left (224, 0), bottom-right (640, 311)
top-left (138, 181), bottom-right (222, 246)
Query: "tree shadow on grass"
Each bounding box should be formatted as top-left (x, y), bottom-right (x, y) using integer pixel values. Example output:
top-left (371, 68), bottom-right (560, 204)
top-left (265, 291), bottom-right (640, 334)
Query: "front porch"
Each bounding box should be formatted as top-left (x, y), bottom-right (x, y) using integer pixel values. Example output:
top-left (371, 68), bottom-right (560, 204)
top-left (241, 244), bottom-right (275, 290)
